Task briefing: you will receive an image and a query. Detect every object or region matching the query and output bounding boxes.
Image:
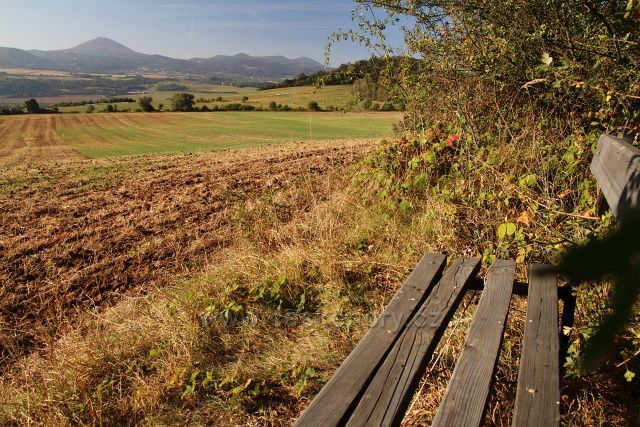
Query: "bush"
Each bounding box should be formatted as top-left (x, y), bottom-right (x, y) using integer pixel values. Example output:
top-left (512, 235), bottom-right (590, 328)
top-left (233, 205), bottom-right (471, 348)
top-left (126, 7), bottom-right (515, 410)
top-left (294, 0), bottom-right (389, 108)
top-left (138, 96), bottom-right (155, 112)
top-left (85, 104), bottom-right (95, 113)
top-left (170, 93), bottom-right (195, 112)
top-left (24, 99), bottom-right (40, 114)
top-left (380, 102), bottom-right (395, 112)
top-left (0, 106), bottom-right (23, 115)
top-left (225, 103), bottom-right (242, 111)
top-left (268, 101), bottom-right (278, 111)
top-left (307, 101), bottom-right (322, 112)
top-left (341, 0), bottom-right (640, 388)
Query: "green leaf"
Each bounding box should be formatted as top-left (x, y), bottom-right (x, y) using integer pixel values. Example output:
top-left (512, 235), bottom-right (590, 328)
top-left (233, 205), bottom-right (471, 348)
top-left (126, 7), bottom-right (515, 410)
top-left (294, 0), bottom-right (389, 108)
top-left (506, 222), bottom-right (517, 236)
top-left (624, 370), bottom-right (636, 382)
top-left (231, 379), bottom-right (252, 395)
top-left (497, 224), bottom-right (507, 239)
top-left (541, 52), bottom-right (553, 66)
top-left (408, 157), bottom-right (420, 169)
top-left (399, 200), bottom-right (413, 211)
top-left (518, 173), bottom-right (537, 188)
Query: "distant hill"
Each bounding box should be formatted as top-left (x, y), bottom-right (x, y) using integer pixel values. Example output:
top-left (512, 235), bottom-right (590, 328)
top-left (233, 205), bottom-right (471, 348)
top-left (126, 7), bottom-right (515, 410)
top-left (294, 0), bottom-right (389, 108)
top-left (191, 53), bottom-right (323, 80)
top-left (0, 37), bottom-right (324, 80)
top-left (0, 47), bottom-right (51, 69)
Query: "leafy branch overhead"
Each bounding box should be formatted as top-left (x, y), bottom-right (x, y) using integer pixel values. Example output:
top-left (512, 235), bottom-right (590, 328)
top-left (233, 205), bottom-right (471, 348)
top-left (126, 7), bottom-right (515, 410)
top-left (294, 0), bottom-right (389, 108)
top-left (555, 212), bottom-right (640, 371)
top-left (348, 0), bottom-right (639, 133)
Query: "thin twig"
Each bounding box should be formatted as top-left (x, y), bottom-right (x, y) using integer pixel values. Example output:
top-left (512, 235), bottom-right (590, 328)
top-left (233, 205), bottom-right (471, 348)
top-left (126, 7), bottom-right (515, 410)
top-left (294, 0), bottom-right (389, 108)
top-left (616, 348), bottom-right (640, 368)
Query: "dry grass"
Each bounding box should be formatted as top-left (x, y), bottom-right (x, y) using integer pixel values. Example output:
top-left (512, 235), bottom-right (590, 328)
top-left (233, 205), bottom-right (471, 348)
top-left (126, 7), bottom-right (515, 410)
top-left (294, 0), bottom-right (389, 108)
top-left (0, 117), bottom-right (637, 425)
top-left (0, 138), bottom-right (375, 367)
top-left (0, 132), bottom-right (459, 424)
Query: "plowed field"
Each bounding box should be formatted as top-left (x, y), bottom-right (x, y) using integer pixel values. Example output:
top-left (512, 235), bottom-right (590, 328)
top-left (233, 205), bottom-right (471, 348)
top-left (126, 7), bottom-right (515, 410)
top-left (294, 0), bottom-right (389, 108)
top-left (0, 112), bottom-right (386, 367)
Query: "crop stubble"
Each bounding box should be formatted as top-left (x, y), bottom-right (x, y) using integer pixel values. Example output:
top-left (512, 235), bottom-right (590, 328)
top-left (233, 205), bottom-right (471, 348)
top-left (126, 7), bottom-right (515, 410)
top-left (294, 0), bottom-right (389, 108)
top-left (0, 115), bottom-right (82, 169)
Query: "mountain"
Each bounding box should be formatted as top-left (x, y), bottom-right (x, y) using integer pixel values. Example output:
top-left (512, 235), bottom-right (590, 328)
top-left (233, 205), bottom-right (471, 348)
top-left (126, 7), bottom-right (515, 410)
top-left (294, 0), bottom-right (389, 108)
top-left (191, 53), bottom-right (325, 79)
top-left (0, 38), bottom-right (324, 80)
top-left (53, 37), bottom-right (137, 56)
top-left (0, 47), bottom-right (51, 69)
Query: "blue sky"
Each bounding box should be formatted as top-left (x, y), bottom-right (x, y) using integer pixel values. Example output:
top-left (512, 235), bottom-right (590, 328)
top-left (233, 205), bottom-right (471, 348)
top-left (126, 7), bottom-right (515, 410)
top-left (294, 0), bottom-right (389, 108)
top-left (0, 0), bottom-right (407, 65)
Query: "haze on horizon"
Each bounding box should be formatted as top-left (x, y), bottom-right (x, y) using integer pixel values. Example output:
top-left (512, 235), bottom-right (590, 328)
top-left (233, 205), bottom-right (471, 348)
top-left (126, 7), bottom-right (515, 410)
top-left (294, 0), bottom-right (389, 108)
top-left (1, 0), bottom-right (406, 66)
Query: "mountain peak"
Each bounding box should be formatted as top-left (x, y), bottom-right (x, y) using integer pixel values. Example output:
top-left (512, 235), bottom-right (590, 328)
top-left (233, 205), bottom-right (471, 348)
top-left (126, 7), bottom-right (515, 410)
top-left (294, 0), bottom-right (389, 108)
top-left (69, 37), bottom-right (136, 55)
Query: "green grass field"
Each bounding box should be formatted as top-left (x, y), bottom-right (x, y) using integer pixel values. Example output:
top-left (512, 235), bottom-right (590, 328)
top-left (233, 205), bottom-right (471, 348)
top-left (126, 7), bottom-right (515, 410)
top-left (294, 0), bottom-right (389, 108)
top-left (55, 111), bottom-right (399, 158)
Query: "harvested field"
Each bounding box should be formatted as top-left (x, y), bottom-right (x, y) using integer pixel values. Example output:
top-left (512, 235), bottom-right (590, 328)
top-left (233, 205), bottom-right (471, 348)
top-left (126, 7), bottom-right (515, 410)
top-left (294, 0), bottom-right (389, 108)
top-left (0, 138), bottom-right (377, 368)
top-left (0, 112), bottom-right (397, 160)
top-left (55, 112), bottom-right (398, 157)
top-left (0, 115), bottom-right (82, 170)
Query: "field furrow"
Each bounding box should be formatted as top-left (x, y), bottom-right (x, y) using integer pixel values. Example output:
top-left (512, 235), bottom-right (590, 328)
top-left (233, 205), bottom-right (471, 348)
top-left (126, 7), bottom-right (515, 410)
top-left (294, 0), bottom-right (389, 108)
top-left (0, 115), bottom-right (83, 169)
top-left (0, 138), bottom-right (377, 368)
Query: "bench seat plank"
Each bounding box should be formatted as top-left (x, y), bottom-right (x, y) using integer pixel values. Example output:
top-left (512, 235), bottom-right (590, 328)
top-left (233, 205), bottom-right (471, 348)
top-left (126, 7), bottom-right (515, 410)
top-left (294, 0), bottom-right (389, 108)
top-left (590, 134), bottom-right (640, 220)
top-left (432, 259), bottom-right (515, 427)
top-left (512, 264), bottom-right (560, 427)
top-left (346, 258), bottom-right (481, 427)
top-left (294, 254), bottom-right (447, 427)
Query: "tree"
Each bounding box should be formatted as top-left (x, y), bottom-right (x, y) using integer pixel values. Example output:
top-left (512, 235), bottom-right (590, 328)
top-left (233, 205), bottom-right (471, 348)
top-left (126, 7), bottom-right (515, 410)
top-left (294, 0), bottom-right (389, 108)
top-left (138, 96), bottom-right (155, 112)
top-left (85, 104), bottom-right (95, 113)
top-left (24, 99), bottom-right (40, 114)
top-left (242, 96), bottom-right (249, 103)
top-left (105, 104), bottom-right (115, 113)
top-left (170, 93), bottom-right (195, 112)
top-left (268, 101), bottom-right (278, 111)
top-left (343, 1), bottom-right (640, 130)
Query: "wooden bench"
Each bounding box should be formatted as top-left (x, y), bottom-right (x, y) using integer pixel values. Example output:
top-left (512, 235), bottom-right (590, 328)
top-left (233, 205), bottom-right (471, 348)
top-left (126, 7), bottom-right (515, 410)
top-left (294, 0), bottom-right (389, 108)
top-left (294, 134), bottom-right (639, 427)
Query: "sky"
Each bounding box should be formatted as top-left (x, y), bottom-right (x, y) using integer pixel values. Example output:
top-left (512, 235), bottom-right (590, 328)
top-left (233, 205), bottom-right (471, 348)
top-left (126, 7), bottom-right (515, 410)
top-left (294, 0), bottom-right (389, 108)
top-left (0, 0), bottom-right (408, 65)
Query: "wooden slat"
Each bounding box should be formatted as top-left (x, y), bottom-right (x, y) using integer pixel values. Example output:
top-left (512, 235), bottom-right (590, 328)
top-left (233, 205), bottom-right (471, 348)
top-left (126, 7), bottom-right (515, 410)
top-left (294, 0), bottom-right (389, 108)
top-left (346, 258), bottom-right (481, 427)
top-left (590, 134), bottom-right (640, 220)
top-left (432, 259), bottom-right (515, 427)
top-left (512, 264), bottom-right (560, 427)
top-left (294, 254), bottom-right (447, 427)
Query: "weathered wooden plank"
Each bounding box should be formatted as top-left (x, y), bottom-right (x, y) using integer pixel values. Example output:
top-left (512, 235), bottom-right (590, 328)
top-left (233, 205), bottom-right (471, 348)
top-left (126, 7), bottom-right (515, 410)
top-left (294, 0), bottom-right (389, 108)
top-left (512, 264), bottom-right (560, 427)
top-left (432, 259), bottom-right (515, 427)
top-left (590, 134), bottom-right (640, 221)
top-left (346, 258), bottom-right (481, 427)
top-left (294, 254), bottom-right (447, 427)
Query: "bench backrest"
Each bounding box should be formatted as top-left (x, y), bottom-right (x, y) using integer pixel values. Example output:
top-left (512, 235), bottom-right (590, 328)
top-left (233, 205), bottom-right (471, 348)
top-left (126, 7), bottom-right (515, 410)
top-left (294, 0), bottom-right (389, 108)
top-left (590, 134), bottom-right (640, 222)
